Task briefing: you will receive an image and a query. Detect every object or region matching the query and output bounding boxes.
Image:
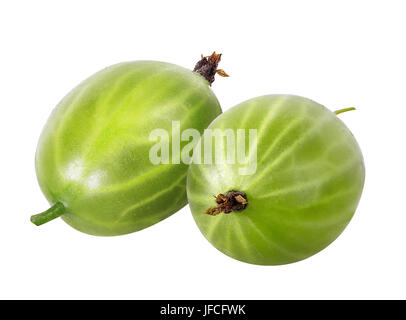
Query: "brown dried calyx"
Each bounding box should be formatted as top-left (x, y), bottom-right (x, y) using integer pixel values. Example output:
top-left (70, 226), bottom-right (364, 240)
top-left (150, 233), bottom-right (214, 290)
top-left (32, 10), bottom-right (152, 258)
top-left (193, 51), bottom-right (229, 85)
top-left (204, 190), bottom-right (248, 216)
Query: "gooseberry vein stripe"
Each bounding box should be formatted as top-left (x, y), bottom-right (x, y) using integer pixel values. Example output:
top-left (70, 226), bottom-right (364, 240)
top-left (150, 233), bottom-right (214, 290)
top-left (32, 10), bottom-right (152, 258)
top-left (149, 85), bottom-right (209, 118)
top-left (245, 114), bottom-right (334, 189)
top-left (205, 213), bottom-right (225, 240)
top-left (257, 116), bottom-right (304, 163)
top-left (53, 66), bottom-right (132, 135)
top-left (116, 171), bottom-right (188, 222)
top-left (239, 96), bottom-right (291, 170)
top-left (53, 83), bottom-right (94, 167)
top-left (264, 195), bottom-right (356, 227)
top-left (77, 69), bottom-right (174, 134)
top-left (234, 220), bottom-right (266, 260)
top-left (256, 159), bottom-right (358, 199)
top-left (178, 97), bottom-right (212, 124)
top-left (91, 68), bottom-right (147, 118)
top-left (92, 164), bottom-right (171, 193)
top-left (72, 68), bottom-right (157, 151)
top-left (55, 65), bottom-right (168, 140)
top-left (258, 111), bottom-right (330, 167)
top-left (245, 217), bottom-right (298, 260)
top-left (299, 189), bottom-right (357, 211)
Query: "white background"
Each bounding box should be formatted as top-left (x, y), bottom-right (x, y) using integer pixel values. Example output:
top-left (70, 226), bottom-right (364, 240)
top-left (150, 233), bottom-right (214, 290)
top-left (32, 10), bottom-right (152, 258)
top-left (0, 0), bottom-right (405, 299)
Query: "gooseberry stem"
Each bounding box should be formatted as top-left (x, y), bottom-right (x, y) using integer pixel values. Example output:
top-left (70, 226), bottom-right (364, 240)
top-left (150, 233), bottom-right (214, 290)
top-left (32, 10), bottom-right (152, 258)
top-left (334, 107), bottom-right (356, 115)
top-left (30, 202), bottom-right (65, 226)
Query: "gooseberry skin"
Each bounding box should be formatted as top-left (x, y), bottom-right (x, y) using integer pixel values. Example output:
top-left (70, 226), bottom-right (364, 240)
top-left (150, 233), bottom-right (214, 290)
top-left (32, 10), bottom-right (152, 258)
top-left (187, 95), bottom-right (365, 265)
top-left (36, 61), bottom-right (221, 236)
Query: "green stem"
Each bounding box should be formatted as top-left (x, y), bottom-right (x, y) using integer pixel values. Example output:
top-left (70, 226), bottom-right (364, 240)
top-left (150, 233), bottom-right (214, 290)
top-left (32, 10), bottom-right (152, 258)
top-left (30, 202), bottom-right (65, 226)
top-left (334, 107), bottom-right (356, 115)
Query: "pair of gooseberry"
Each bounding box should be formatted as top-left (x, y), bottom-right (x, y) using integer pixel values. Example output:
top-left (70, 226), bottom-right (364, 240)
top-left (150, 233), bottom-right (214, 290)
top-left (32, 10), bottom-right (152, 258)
top-left (31, 53), bottom-right (365, 265)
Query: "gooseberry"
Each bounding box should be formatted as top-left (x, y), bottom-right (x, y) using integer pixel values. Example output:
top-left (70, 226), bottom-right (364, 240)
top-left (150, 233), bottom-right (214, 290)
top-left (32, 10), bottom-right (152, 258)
top-left (187, 95), bottom-right (365, 265)
top-left (31, 53), bottom-right (227, 236)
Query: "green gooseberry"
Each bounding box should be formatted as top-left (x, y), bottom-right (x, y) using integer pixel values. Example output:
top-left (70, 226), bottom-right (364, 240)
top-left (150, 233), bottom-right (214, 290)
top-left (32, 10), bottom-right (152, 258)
top-left (31, 53), bottom-right (227, 236)
top-left (187, 95), bottom-right (365, 265)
